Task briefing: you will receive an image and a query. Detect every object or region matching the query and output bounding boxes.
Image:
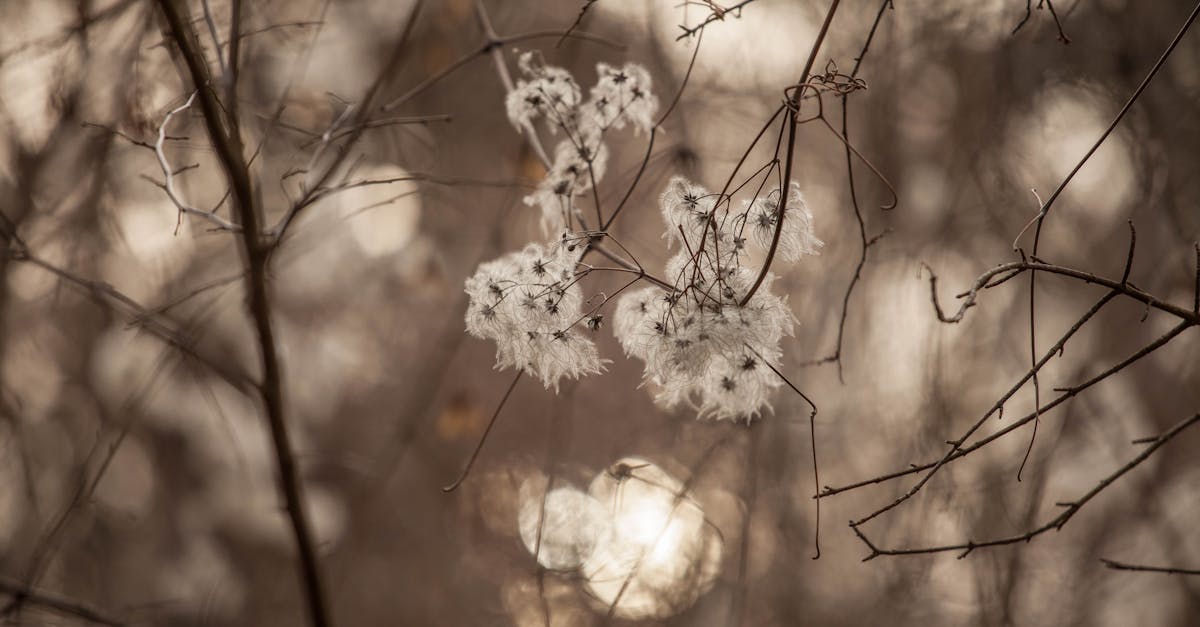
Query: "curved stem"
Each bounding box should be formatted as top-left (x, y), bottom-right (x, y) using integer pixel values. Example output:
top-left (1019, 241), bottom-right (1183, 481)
top-left (443, 372), bottom-right (522, 492)
top-left (739, 0), bottom-right (842, 306)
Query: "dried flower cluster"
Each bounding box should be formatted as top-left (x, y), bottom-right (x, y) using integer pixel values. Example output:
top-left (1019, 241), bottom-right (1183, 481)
top-left (612, 177), bottom-right (820, 421)
top-left (467, 55), bottom-right (822, 420)
top-left (506, 52), bottom-right (658, 233)
top-left (464, 239), bottom-right (606, 391)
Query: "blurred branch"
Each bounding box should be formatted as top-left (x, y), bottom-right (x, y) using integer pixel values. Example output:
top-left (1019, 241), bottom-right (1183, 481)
top-left (380, 25), bottom-right (621, 113)
top-left (154, 1), bottom-right (339, 625)
top-left (0, 575), bottom-right (124, 626)
top-left (0, 0), bottom-right (140, 64)
top-left (5, 243), bottom-right (254, 394)
top-left (280, 171), bottom-right (537, 225)
top-left (268, 1), bottom-right (432, 247)
top-left (200, 0), bottom-right (227, 76)
top-left (475, 0), bottom-right (551, 168)
top-left (8, 348), bottom-right (182, 622)
top-left (852, 413), bottom-right (1200, 560)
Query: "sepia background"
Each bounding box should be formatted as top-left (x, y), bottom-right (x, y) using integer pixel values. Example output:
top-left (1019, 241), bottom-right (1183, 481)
top-left (1, 0), bottom-right (1199, 625)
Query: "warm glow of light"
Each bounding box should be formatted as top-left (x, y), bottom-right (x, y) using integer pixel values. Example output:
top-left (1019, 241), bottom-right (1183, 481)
top-left (518, 483), bottom-right (612, 572)
top-left (583, 457), bottom-right (722, 619)
top-left (616, 497), bottom-right (672, 547)
top-left (514, 458), bottom-right (722, 619)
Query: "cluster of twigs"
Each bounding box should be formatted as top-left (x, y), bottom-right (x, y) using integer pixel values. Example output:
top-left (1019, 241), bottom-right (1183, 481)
top-left (819, 0), bottom-right (1200, 575)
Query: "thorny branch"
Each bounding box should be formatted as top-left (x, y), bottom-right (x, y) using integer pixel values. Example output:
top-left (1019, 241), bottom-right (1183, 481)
top-left (1013, 0), bottom-right (1200, 495)
top-left (819, 247), bottom-right (1198, 517)
top-left (852, 413), bottom-right (1200, 560)
top-left (675, 0), bottom-right (759, 41)
top-left (826, 3), bottom-right (1200, 551)
top-left (151, 91), bottom-right (241, 233)
top-left (1012, 0), bottom-right (1071, 44)
top-left (822, 320), bottom-right (1193, 500)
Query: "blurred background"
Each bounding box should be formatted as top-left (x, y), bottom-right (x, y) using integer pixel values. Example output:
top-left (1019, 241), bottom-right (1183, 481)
top-left (1, 0), bottom-right (1199, 625)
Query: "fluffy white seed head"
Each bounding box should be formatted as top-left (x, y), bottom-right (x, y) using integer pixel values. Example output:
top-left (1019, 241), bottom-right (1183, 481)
top-left (465, 239), bottom-right (607, 390)
top-left (585, 62), bottom-right (659, 134)
top-left (523, 135), bottom-right (610, 234)
top-left (609, 177), bottom-right (811, 421)
top-left (506, 52), bottom-right (582, 134)
top-left (745, 181), bottom-right (823, 262)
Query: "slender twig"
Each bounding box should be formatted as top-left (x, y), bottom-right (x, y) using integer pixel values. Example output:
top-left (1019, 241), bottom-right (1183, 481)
top-left (270, 0), bottom-right (429, 247)
top-left (381, 27), bottom-right (619, 113)
top-left (675, 0), bottom-right (758, 40)
top-left (1012, 0), bottom-right (1071, 43)
top-left (601, 24), bottom-right (705, 231)
top-left (824, 321), bottom-right (1192, 500)
top-left (1013, 1), bottom-right (1200, 488)
top-left (826, 289), bottom-right (1114, 518)
top-left (928, 260), bottom-right (1200, 325)
top-left (852, 413), bottom-right (1200, 560)
top-left (740, 0), bottom-right (842, 306)
top-left (557, 0), bottom-right (600, 47)
top-left (152, 92), bottom-right (240, 233)
top-left (799, 0), bottom-right (896, 377)
top-left (1100, 559), bottom-right (1200, 576)
top-left (442, 372), bottom-right (522, 492)
top-left (745, 344), bottom-right (820, 559)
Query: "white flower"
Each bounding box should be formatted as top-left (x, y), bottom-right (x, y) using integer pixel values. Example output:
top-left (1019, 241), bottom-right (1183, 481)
top-left (502, 54), bottom-right (660, 232)
top-left (745, 181), bottom-right (823, 262)
top-left (506, 52), bottom-right (582, 133)
top-left (611, 178), bottom-right (802, 421)
top-left (658, 176), bottom-right (741, 256)
top-left (613, 280), bottom-right (793, 422)
top-left (465, 239), bottom-right (607, 390)
top-left (583, 62), bottom-right (659, 134)
top-left (523, 135), bottom-right (610, 233)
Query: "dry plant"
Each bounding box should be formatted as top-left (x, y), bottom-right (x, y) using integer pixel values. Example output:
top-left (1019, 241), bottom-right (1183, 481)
top-left (0, 0), bottom-right (1198, 626)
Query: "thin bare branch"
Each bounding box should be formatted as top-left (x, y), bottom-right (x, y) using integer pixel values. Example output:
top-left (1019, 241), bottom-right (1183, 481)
top-left (852, 413), bottom-right (1200, 560)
